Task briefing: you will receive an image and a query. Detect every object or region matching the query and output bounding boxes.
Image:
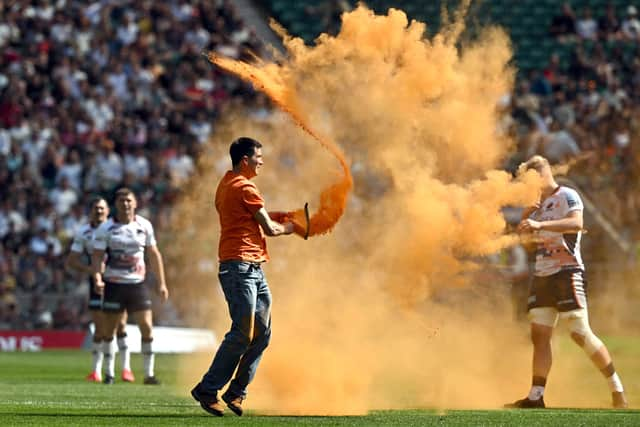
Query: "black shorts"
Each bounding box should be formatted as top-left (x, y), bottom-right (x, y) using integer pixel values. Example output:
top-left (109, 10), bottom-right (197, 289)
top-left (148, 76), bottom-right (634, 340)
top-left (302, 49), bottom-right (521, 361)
top-left (527, 268), bottom-right (587, 312)
top-left (102, 281), bottom-right (152, 313)
top-left (88, 276), bottom-right (103, 311)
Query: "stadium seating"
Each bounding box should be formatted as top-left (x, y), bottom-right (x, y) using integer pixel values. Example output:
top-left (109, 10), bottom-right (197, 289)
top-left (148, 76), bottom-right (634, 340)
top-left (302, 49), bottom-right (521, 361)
top-left (262, 0), bottom-right (639, 74)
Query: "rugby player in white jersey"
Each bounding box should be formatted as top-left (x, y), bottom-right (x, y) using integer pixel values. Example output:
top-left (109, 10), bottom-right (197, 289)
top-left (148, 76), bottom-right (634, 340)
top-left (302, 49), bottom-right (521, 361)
top-left (65, 197), bottom-right (134, 383)
top-left (506, 155), bottom-right (628, 409)
top-left (91, 188), bottom-right (169, 385)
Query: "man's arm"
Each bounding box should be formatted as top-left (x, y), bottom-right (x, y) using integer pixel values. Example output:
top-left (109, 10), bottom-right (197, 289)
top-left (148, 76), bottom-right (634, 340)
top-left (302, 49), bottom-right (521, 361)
top-left (90, 249), bottom-right (106, 294)
top-left (65, 251), bottom-right (92, 275)
top-left (254, 208), bottom-right (294, 236)
top-left (147, 245), bottom-right (168, 302)
top-left (518, 209), bottom-right (583, 233)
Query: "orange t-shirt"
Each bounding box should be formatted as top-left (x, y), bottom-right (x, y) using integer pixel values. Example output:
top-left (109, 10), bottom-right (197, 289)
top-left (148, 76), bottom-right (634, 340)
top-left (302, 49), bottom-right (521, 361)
top-left (215, 171), bottom-right (268, 263)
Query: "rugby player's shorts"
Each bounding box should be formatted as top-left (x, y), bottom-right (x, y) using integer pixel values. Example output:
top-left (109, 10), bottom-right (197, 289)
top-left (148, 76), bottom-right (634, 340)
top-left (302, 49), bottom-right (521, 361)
top-left (88, 276), bottom-right (103, 311)
top-left (527, 268), bottom-right (587, 312)
top-left (102, 281), bottom-right (152, 313)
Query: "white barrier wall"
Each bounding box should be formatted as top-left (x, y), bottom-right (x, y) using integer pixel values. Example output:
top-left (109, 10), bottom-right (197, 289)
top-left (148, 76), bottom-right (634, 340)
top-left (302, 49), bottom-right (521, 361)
top-left (89, 324), bottom-right (218, 353)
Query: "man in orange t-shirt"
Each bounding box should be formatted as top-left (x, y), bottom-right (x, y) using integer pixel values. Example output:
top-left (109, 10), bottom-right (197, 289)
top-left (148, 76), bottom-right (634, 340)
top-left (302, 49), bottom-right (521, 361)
top-left (191, 137), bottom-right (294, 417)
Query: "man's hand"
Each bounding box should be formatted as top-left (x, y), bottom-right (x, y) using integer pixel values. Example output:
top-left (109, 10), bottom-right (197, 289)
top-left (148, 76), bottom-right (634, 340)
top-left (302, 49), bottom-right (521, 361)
top-left (157, 284), bottom-right (169, 302)
top-left (268, 211), bottom-right (289, 223)
top-left (518, 218), bottom-right (542, 233)
top-left (94, 277), bottom-right (105, 295)
top-left (282, 222), bottom-right (295, 235)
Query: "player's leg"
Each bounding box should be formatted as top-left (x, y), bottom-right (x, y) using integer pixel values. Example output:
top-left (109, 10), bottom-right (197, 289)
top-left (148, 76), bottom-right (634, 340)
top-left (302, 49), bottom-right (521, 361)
top-left (529, 308), bottom-right (557, 399)
top-left (558, 270), bottom-right (627, 408)
top-left (116, 311), bottom-right (134, 382)
top-left (87, 277), bottom-right (105, 382)
top-left (125, 282), bottom-right (156, 384)
top-left (506, 273), bottom-right (557, 408)
top-left (87, 308), bottom-right (105, 382)
top-left (130, 308), bottom-right (158, 384)
top-left (101, 282), bottom-right (125, 384)
top-left (223, 266), bottom-right (272, 416)
top-left (564, 309), bottom-right (628, 408)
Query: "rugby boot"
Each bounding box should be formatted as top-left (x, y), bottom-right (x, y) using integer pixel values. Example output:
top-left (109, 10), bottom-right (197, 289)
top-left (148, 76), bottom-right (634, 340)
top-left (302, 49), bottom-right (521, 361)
top-left (191, 383), bottom-right (224, 417)
top-left (613, 391), bottom-right (628, 409)
top-left (103, 375), bottom-right (115, 385)
top-left (85, 371), bottom-right (102, 382)
top-left (121, 369), bottom-right (135, 382)
top-left (221, 391), bottom-right (244, 416)
top-left (504, 396), bottom-right (545, 408)
top-left (143, 376), bottom-right (161, 385)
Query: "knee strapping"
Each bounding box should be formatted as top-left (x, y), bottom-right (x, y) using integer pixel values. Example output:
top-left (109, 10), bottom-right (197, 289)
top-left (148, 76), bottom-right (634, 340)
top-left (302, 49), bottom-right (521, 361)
top-left (567, 315), bottom-right (603, 355)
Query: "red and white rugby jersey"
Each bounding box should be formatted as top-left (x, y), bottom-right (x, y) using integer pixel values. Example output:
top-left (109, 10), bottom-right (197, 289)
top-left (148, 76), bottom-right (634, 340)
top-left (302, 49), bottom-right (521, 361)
top-left (529, 186), bottom-right (584, 277)
top-left (93, 215), bottom-right (156, 284)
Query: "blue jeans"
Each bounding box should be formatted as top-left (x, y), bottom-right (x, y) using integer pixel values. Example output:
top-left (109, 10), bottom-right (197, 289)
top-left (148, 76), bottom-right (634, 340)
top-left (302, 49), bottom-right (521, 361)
top-left (200, 261), bottom-right (272, 398)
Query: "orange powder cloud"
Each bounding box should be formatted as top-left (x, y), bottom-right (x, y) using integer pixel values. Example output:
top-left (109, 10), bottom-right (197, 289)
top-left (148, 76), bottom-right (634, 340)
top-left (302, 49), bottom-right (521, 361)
top-left (168, 4), bottom-right (619, 415)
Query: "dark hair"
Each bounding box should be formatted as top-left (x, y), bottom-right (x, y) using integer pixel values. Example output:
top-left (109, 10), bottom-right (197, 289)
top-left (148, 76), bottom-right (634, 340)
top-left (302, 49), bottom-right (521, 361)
top-left (230, 137), bottom-right (262, 166)
top-left (523, 155), bottom-right (550, 173)
top-left (114, 187), bottom-right (135, 200)
top-left (89, 196), bottom-right (107, 209)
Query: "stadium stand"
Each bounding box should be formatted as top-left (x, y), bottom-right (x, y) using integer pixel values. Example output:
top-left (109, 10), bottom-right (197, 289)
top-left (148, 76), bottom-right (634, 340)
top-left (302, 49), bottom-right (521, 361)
top-left (0, 0), bottom-right (264, 330)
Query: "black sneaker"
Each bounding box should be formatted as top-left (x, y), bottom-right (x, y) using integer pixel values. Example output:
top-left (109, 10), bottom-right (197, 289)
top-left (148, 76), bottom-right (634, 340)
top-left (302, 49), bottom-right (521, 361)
top-left (221, 391), bottom-right (244, 416)
top-left (103, 375), bottom-right (115, 385)
top-left (504, 396), bottom-right (545, 408)
top-left (143, 376), bottom-right (161, 385)
top-left (613, 391), bottom-right (628, 409)
top-left (191, 384), bottom-right (224, 417)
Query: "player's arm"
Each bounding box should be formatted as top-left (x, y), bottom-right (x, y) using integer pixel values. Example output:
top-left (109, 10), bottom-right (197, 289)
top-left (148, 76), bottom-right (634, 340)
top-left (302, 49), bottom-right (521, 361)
top-left (255, 208), bottom-right (294, 236)
top-left (518, 210), bottom-right (583, 233)
top-left (65, 251), bottom-right (92, 275)
top-left (90, 249), bottom-right (105, 275)
top-left (90, 249), bottom-right (106, 294)
top-left (520, 202), bottom-right (540, 221)
top-left (147, 245), bottom-right (169, 302)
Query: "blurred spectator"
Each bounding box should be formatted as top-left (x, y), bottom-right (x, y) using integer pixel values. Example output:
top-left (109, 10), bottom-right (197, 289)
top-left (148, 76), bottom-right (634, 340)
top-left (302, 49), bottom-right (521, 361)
top-left (541, 120), bottom-right (582, 164)
top-left (621, 5), bottom-right (640, 40)
top-left (576, 7), bottom-right (598, 40)
top-left (598, 3), bottom-right (621, 40)
top-left (52, 298), bottom-right (79, 329)
top-left (49, 177), bottom-right (78, 216)
top-left (28, 228), bottom-right (62, 257)
top-left (305, 0), bottom-right (351, 36)
top-left (96, 138), bottom-right (123, 192)
top-left (22, 295), bottom-right (53, 330)
top-left (167, 143), bottom-right (195, 186)
top-left (0, 294), bottom-right (19, 329)
top-left (550, 3), bottom-right (576, 41)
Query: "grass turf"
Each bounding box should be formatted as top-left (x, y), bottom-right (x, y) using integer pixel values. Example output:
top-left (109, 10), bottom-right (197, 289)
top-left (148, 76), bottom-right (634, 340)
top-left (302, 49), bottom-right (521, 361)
top-left (0, 349), bottom-right (638, 426)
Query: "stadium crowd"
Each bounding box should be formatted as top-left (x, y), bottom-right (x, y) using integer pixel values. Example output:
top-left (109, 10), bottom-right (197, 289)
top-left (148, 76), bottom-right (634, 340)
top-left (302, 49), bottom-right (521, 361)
top-left (506, 2), bottom-right (640, 235)
top-left (0, 0), bottom-right (263, 330)
top-left (1, 0), bottom-right (640, 331)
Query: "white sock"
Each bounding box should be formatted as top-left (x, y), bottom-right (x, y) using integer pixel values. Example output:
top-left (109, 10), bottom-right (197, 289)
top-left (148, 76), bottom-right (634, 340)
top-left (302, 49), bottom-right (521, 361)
top-left (91, 341), bottom-right (104, 373)
top-left (142, 340), bottom-right (154, 378)
top-left (117, 336), bottom-right (131, 371)
top-left (607, 373), bottom-right (624, 393)
top-left (528, 385), bottom-right (545, 400)
top-left (102, 340), bottom-right (116, 377)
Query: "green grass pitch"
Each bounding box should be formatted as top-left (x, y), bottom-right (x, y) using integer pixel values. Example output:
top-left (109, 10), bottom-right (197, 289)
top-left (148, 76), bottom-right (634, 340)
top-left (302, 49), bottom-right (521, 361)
top-left (0, 349), bottom-right (637, 426)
